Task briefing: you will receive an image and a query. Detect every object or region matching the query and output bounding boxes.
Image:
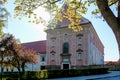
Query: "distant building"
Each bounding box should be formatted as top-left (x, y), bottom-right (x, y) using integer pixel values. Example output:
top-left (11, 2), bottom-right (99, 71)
top-left (104, 60), bottom-right (120, 70)
top-left (23, 40), bottom-right (46, 70)
top-left (104, 61), bottom-right (118, 65)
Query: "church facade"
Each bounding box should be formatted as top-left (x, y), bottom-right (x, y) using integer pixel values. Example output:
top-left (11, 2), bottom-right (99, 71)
top-left (45, 17), bottom-right (104, 70)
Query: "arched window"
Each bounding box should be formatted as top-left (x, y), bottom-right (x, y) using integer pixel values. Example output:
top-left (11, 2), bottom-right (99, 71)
top-left (63, 42), bottom-right (69, 53)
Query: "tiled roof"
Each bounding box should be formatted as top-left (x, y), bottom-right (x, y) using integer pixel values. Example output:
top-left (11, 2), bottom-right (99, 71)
top-left (48, 4), bottom-right (90, 28)
top-left (56, 17), bottom-right (89, 28)
top-left (22, 40), bottom-right (46, 54)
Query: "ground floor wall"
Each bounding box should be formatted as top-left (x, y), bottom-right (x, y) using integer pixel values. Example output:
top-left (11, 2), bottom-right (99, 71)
top-left (45, 65), bottom-right (93, 70)
top-left (46, 65), bottom-right (61, 70)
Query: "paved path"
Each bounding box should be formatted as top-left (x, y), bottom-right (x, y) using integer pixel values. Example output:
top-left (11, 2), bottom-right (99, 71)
top-left (48, 71), bottom-right (120, 80)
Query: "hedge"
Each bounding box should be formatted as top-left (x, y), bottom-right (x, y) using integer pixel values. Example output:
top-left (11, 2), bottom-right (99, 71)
top-left (2, 68), bottom-right (108, 79)
top-left (47, 68), bottom-right (108, 79)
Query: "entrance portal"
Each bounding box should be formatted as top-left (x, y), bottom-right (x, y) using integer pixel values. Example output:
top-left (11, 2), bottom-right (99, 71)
top-left (41, 66), bottom-right (45, 70)
top-left (63, 64), bottom-right (69, 69)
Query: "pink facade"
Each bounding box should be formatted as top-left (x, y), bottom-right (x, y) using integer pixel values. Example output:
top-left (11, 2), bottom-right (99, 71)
top-left (46, 18), bottom-right (104, 69)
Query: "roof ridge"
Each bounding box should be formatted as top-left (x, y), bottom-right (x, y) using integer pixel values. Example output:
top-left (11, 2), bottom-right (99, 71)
top-left (22, 40), bottom-right (46, 44)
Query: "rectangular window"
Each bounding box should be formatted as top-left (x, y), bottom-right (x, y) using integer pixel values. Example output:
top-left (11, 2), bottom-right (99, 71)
top-left (51, 54), bottom-right (55, 61)
top-left (64, 33), bottom-right (68, 42)
top-left (41, 57), bottom-right (45, 62)
top-left (77, 37), bottom-right (82, 46)
top-left (77, 53), bottom-right (82, 60)
top-left (51, 39), bottom-right (56, 47)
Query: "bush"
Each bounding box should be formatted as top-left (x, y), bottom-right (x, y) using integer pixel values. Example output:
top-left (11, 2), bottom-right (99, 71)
top-left (3, 68), bottom-right (108, 79)
top-left (26, 70), bottom-right (48, 79)
top-left (47, 68), bottom-right (108, 79)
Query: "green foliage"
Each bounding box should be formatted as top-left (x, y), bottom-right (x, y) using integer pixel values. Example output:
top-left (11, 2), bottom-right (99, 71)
top-left (12, 0), bottom-right (118, 32)
top-left (1, 0), bottom-right (118, 32)
top-left (2, 68), bottom-right (108, 79)
top-left (108, 0), bottom-right (118, 6)
top-left (13, 0), bottom-right (86, 31)
top-left (26, 70), bottom-right (48, 79)
top-left (47, 68), bottom-right (108, 78)
top-left (0, 33), bottom-right (38, 76)
top-left (0, 0), bottom-right (9, 35)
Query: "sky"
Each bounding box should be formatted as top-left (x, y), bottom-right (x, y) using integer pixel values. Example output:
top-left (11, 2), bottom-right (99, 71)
top-left (3, 0), bottom-right (119, 61)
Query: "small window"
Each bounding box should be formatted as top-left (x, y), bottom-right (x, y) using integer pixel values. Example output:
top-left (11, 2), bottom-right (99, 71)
top-left (41, 57), bottom-right (45, 61)
top-left (51, 54), bottom-right (55, 61)
top-left (64, 34), bottom-right (68, 42)
top-left (77, 37), bottom-right (82, 46)
top-left (51, 39), bottom-right (55, 47)
top-left (77, 53), bottom-right (82, 60)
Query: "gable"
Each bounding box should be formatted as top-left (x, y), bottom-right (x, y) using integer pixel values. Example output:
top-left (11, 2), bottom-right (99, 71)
top-left (48, 4), bottom-right (90, 29)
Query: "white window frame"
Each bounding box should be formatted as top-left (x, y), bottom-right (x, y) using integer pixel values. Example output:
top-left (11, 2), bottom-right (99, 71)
top-left (64, 33), bottom-right (68, 42)
top-left (51, 53), bottom-right (55, 61)
top-left (77, 52), bottom-right (82, 60)
top-left (77, 37), bottom-right (82, 45)
top-left (51, 39), bottom-right (55, 47)
top-left (41, 56), bottom-right (45, 62)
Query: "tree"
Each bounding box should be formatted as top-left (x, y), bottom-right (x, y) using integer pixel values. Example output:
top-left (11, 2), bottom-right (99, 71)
top-left (0, 33), bottom-right (16, 80)
top-left (1, 0), bottom-right (120, 57)
top-left (0, 33), bottom-right (14, 71)
top-left (0, 33), bottom-right (38, 79)
top-left (10, 43), bottom-right (38, 79)
top-left (12, 0), bottom-right (120, 55)
top-left (17, 48), bottom-right (38, 72)
top-left (95, 0), bottom-right (120, 59)
top-left (0, 0), bottom-right (9, 35)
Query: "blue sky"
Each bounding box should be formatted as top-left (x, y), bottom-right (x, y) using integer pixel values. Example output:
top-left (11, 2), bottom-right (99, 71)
top-left (3, 0), bottom-right (119, 61)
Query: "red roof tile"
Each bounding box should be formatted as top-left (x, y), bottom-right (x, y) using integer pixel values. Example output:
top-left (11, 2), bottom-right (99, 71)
top-left (22, 40), bottom-right (46, 54)
top-left (53, 4), bottom-right (90, 28)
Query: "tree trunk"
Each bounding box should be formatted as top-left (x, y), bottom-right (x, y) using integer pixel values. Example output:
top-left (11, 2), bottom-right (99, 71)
top-left (96, 0), bottom-right (120, 58)
top-left (17, 67), bottom-right (22, 80)
top-left (21, 62), bottom-right (25, 72)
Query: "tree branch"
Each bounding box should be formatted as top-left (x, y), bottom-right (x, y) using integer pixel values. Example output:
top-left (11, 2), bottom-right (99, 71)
top-left (32, 0), bottom-right (61, 10)
top-left (38, 0), bottom-right (61, 6)
top-left (96, 0), bottom-right (120, 52)
top-left (118, 0), bottom-right (120, 23)
top-left (109, 0), bottom-right (118, 6)
top-left (37, 0), bottom-right (49, 7)
top-left (49, 0), bottom-right (62, 4)
top-left (96, 0), bottom-right (118, 32)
